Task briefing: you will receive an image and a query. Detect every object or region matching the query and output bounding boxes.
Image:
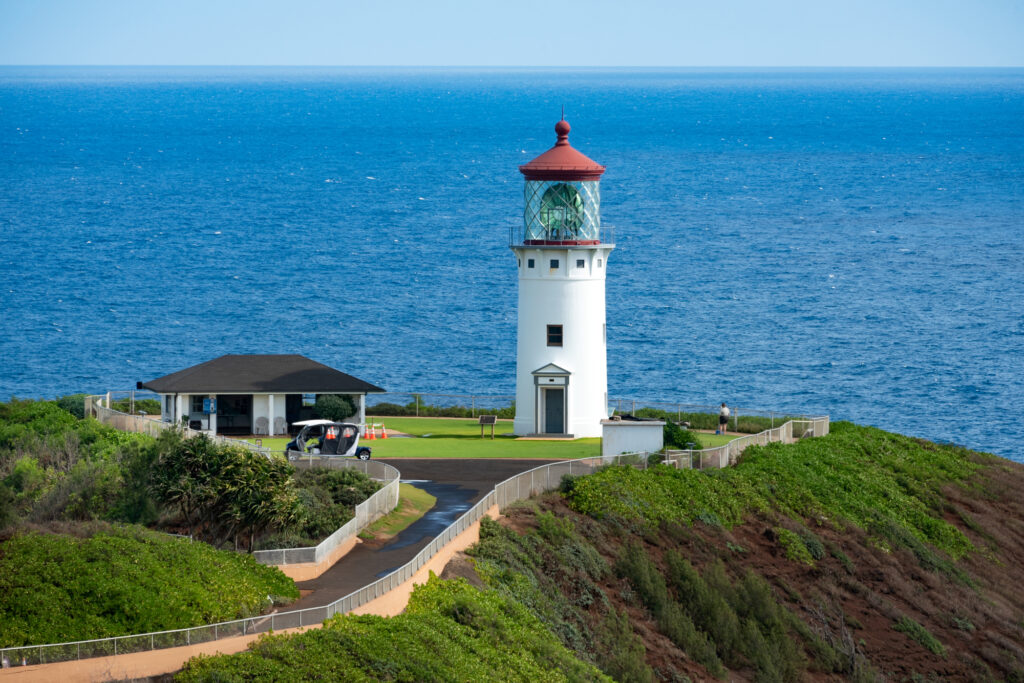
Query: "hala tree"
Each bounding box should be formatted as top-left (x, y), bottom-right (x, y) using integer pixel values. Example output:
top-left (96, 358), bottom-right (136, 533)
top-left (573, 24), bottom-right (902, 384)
top-left (151, 430), bottom-right (299, 550)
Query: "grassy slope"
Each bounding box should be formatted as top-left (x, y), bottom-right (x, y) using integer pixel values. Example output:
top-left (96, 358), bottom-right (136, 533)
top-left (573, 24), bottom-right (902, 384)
top-left (176, 576), bottom-right (610, 682)
top-left (0, 524), bottom-right (298, 648)
top-left (465, 422), bottom-right (1024, 681)
top-left (359, 483), bottom-right (436, 541)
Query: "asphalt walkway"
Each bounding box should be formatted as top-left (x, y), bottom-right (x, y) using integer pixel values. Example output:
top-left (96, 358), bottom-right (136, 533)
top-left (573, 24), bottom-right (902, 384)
top-left (285, 458), bottom-right (551, 611)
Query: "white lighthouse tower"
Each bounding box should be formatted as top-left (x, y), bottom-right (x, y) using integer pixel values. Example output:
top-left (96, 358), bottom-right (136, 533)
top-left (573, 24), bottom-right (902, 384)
top-left (511, 119), bottom-right (613, 438)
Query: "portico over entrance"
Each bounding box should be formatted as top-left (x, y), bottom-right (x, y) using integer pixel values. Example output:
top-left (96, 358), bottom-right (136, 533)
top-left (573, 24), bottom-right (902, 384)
top-left (532, 363), bottom-right (572, 437)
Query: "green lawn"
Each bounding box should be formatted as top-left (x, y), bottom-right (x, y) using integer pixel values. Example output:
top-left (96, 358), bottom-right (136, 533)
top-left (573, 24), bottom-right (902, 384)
top-left (370, 416), bottom-right (516, 438)
top-left (360, 483), bottom-right (437, 541)
top-left (236, 418), bottom-right (744, 460)
top-left (366, 435), bottom-right (602, 459)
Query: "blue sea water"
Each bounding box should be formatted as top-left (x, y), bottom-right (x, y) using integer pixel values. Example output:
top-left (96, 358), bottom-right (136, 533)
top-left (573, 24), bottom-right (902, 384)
top-left (0, 67), bottom-right (1021, 460)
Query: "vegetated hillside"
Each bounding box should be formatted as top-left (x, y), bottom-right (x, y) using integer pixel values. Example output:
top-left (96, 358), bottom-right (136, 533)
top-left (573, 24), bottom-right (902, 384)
top-left (465, 422), bottom-right (1024, 681)
top-left (176, 576), bottom-right (609, 682)
top-left (0, 523), bottom-right (298, 647)
top-left (0, 398), bottom-right (380, 551)
top-left (173, 423), bottom-right (1024, 682)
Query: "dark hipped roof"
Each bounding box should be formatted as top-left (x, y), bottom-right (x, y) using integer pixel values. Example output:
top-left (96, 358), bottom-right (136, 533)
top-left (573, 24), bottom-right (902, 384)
top-left (140, 355), bottom-right (385, 394)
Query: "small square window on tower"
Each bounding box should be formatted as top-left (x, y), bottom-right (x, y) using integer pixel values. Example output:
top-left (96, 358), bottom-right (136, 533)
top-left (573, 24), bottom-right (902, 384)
top-left (597, 258), bottom-right (603, 267)
top-left (527, 258), bottom-right (535, 268)
top-left (576, 259), bottom-right (585, 268)
top-left (550, 259), bottom-right (559, 269)
top-left (547, 324), bottom-right (563, 347)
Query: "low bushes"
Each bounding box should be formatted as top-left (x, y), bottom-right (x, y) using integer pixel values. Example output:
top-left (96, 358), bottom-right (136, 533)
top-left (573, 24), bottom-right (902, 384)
top-left (257, 467), bottom-right (381, 549)
top-left (0, 524), bottom-right (298, 647)
top-left (110, 397), bottom-right (162, 416)
top-left (1, 400), bottom-right (382, 552)
top-left (566, 422), bottom-right (979, 567)
top-left (368, 398), bottom-right (515, 420)
top-left (175, 576), bottom-right (609, 682)
top-left (633, 407), bottom-right (799, 434)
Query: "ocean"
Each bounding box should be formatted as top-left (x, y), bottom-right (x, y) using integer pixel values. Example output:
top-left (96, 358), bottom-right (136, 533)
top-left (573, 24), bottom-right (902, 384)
top-left (0, 67), bottom-right (1021, 460)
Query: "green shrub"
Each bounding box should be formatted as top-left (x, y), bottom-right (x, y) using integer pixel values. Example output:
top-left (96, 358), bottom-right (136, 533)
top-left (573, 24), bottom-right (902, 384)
top-left (617, 543), bottom-right (726, 677)
top-left (0, 525), bottom-right (297, 647)
top-left (313, 394), bottom-right (356, 421)
top-left (31, 458), bottom-right (124, 521)
top-left (254, 467), bottom-right (381, 548)
top-left (893, 616), bottom-right (946, 657)
top-left (777, 528), bottom-right (816, 566)
top-left (596, 608), bottom-right (656, 682)
top-left (110, 397), bottom-right (162, 416)
top-left (798, 527), bottom-right (826, 560)
top-left (664, 420), bottom-right (703, 450)
top-left (150, 431), bottom-right (300, 550)
top-left (176, 576), bottom-right (609, 682)
top-left (367, 398), bottom-right (516, 420)
top-left (55, 394), bottom-right (87, 419)
top-left (634, 407), bottom-right (800, 435)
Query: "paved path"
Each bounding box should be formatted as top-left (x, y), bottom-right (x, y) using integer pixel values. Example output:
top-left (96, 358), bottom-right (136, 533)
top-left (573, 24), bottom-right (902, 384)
top-left (286, 459), bottom-right (551, 611)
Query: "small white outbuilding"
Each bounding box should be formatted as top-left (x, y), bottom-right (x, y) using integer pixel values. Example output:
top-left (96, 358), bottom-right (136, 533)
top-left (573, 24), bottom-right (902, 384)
top-left (139, 354), bottom-right (384, 436)
top-left (601, 417), bottom-right (666, 457)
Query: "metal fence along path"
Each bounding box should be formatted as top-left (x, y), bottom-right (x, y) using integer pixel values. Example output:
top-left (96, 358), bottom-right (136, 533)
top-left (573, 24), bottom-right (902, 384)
top-left (0, 413), bottom-right (828, 666)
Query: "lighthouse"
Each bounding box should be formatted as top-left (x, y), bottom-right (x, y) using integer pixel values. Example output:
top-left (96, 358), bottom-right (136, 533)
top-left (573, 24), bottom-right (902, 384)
top-left (511, 119), bottom-right (613, 438)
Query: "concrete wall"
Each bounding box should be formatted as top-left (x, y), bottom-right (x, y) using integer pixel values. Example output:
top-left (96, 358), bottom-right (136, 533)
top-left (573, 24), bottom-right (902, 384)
top-left (602, 420), bottom-right (665, 456)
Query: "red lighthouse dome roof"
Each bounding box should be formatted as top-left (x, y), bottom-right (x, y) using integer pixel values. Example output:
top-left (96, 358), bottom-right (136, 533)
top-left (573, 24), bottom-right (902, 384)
top-left (518, 119), bottom-right (606, 181)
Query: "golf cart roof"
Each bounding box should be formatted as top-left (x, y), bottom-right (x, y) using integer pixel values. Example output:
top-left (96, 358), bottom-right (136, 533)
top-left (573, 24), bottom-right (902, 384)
top-left (291, 419), bottom-right (357, 428)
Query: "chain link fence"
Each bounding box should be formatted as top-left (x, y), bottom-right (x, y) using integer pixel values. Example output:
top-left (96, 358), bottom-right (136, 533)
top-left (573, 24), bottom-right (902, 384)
top-left (0, 410), bottom-right (827, 667)
top-left (365, 392), bottom-right (516, 419)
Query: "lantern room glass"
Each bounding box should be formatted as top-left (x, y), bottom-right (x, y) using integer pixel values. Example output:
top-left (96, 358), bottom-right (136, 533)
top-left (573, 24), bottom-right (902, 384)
top-left (523, 180), bottom-right (600, 242)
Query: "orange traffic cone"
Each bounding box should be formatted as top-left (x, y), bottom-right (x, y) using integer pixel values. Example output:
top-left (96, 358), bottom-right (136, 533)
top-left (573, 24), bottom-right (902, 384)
top-left (365, 425), bottom-right (375, 440)
top-left (380, 425), bottom-right (388, 439)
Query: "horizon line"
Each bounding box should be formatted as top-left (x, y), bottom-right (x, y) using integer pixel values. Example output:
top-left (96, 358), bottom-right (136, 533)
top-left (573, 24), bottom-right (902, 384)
top-left (2, 64), bottom-right (1023, 70)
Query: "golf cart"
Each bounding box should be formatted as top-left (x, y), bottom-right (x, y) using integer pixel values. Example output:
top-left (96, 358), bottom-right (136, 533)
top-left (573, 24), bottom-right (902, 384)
top-left (286, 419), bottom-right (371, 460)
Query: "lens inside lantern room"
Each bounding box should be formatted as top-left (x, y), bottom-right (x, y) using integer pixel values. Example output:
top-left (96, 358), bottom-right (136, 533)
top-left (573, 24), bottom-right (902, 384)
top-left (523, 180), bottom-right (600, 241)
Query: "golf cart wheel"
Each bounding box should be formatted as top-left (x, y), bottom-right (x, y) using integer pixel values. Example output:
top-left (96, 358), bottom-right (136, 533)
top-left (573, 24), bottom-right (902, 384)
top-left (358, 449), bottom-right (371, 461)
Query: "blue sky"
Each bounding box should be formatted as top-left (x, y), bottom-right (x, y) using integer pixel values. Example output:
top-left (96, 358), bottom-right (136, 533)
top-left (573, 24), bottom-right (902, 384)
top-left (1, 0), bottom-right (1022, 66)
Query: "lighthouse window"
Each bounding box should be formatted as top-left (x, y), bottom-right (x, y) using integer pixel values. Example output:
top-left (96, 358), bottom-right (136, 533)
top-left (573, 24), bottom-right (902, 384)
top-left (576, 259), bottom-right (585, 268)
top-left (527, 259), bottom-right (535, 268)
top-left (547, 325), bottom-right (563, 346)
top-left (549, 259), bottom-right (559, 269)
top-left (597, 258), bottom-right (603, 267)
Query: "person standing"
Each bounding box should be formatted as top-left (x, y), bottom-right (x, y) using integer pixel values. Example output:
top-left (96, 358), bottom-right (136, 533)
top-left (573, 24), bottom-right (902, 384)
top-left (718, 403), bottom-right (731, 435)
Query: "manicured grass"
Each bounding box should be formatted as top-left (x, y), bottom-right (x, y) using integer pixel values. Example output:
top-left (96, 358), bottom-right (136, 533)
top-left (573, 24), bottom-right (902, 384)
top-left (359, 483), bottom-right (436, 541)
top-left (238, 418), bottom-right (747, 459)
top-left (254, 437), bottom-right (291, 453)
top-left (367, 435), bottom-right (602, 459)
top-left (369, 416), bottom-right (516, 438)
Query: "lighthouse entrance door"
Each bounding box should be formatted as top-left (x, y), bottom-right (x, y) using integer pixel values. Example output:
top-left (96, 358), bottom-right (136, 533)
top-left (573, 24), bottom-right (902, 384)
top-left (543, 388), bottom-right (565, 434)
